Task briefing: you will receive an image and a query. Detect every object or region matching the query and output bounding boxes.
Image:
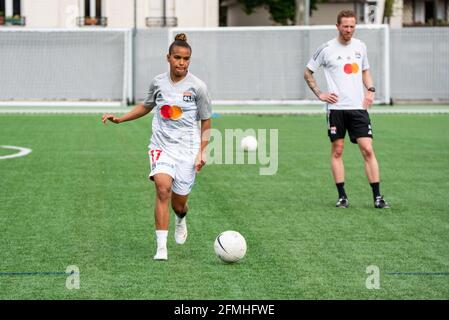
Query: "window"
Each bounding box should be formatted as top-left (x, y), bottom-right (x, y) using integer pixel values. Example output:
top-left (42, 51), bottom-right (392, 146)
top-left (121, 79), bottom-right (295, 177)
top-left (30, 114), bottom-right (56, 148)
top-left (84, 0), bottom-right (89, 16)
top-left (0, 0), bottom-right (4, 25)
top-left (146, 0), bottom-right (177, 27)
top-left (2, 0), bottom-right (20, 17)
top-left (0, 0), bottom-right (24, 26)
top-left (12, 0), bottom-right (19, 16)
top-left (425, 0), bottom-right (435, 24)
top-left (79, 0), bottom-right (106, 26)
top-left (84, 0), bottom-right (102, 18)
top-left (0, 0), bottom-right (5, 16)
top-left (95, 0), bottom-right (101, 18)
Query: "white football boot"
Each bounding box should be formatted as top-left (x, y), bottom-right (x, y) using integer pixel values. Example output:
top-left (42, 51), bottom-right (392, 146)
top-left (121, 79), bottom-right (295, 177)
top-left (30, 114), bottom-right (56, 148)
top-left (174, 215), bottom-right (188, 244)
top-left (153, 246), bottom-right (168, 261)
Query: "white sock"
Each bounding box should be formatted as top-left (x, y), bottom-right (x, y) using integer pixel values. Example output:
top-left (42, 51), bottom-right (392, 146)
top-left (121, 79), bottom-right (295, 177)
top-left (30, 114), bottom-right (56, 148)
top-left (155, 230), bottom-right (168, 249)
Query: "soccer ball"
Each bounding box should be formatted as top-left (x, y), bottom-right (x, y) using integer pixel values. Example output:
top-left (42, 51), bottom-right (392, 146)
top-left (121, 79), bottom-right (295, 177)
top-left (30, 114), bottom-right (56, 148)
top-left (214, 230), bottom-right (247, 263)
top-left (241, 135), bottom-right (258, 152)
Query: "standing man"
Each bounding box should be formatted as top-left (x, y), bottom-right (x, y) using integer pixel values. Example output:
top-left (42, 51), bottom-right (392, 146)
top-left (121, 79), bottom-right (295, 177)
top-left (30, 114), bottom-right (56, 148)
top-left (304, 10), bottom-right (389, 209)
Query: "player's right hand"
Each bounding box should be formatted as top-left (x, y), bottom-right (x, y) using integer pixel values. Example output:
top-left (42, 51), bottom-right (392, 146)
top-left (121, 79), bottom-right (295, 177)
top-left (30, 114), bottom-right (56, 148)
top-left (102, 114), bottom-right (121, 124)
top-left (319, 92), bottom-right (338, 104)
top-left (195, 151), bottom-right (207, 173)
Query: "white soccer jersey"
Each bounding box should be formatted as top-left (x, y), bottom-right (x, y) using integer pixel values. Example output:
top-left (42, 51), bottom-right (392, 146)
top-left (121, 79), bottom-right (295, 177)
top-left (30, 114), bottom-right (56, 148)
top-left (307, 38), bottom-right (370, 110)
top-left (143, 72), bottom-right (212, 159)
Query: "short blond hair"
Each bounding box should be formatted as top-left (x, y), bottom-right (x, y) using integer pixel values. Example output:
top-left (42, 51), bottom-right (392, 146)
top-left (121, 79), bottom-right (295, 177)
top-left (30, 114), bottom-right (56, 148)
top-left (337, 10), bottom-right (357, 24)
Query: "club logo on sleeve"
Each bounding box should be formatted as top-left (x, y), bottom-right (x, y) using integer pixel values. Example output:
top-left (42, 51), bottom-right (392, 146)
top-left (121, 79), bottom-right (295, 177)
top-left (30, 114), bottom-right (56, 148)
top-left (160, 105), bottom-right (183, 120)
top-left (183, 91), bottom-right (194, 102)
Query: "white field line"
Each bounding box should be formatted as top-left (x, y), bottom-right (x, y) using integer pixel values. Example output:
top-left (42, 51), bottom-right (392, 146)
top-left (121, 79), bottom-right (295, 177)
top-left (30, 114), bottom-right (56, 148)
top-left (0, 146), bottom-right (32, 160)
top-left (0, 107), bottom-right (449, 115)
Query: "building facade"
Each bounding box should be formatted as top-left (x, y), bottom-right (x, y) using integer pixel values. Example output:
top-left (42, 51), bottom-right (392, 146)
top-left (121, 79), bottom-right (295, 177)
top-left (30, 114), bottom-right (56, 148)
top-left (0, 0), bottom-right (219, 28)
top-left (1, 0), bottom-right (447, 28)
top-left (220, 0), bottom-right (449, 28)
top-left (402, 0), bottom-right (449, 26)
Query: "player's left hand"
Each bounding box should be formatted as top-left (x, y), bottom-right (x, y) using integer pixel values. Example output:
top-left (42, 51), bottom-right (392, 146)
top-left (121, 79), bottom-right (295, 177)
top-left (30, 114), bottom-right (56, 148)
top-left (363, 91), bottom-right (375, 109)
top-left (195, 151), bottom-right (206, 173)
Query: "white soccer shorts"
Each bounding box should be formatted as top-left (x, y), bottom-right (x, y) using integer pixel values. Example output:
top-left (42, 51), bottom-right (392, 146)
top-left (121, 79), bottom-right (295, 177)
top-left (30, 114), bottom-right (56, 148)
top-left (148, 148), bottom-right (196, 196)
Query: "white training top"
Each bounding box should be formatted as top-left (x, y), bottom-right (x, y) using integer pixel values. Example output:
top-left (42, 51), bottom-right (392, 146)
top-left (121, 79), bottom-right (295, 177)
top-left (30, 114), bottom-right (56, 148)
top-left (307, 37), bottom-right (370, 110)
top-left (143, 72), bottom-right (212, 159)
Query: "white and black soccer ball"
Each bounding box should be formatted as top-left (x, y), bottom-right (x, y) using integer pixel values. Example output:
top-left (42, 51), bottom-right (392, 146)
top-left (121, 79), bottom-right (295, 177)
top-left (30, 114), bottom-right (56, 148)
top-left (240, 135), bottom-right (258, 152)
top-left (214, 231), bottom-right (247, 263)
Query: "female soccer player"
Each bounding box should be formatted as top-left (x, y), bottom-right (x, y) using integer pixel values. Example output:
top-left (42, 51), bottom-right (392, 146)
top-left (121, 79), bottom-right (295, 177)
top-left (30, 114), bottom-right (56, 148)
top-left (102, 33), bottom-right (212, 260)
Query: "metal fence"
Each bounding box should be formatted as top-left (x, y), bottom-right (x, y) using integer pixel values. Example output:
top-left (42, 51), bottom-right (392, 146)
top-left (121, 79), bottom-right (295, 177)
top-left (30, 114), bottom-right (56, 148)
top-left (0, 29), bottom-right (130, 104)
top-left (136, 25), bottom-right (389, 104)
top-left (390, 28), bottom-right (449, 101)
top-left (0, 27), bottom-right (447, 105)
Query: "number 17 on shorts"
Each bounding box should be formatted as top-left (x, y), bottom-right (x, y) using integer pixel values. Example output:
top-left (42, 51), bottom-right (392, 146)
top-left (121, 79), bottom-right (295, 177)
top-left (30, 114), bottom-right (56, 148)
top-left (149, 149), bottom-right (162, 168)
top-left (148, 148), bottom-right (196, 195)
top-left (148, 148), bottom-right (176, 179)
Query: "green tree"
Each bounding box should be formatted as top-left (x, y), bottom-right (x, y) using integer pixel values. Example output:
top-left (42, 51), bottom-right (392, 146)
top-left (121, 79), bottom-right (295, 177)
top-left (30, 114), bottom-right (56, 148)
top-left (383, 0), bottom-right (394, 23)
top-left (237, 0), bottom-right (319, 25)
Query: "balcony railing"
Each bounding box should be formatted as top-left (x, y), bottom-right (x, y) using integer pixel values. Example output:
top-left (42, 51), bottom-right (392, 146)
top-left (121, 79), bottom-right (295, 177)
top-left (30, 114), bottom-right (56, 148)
top-left (0, 16), bottom-right (26, 26)
top-left (146, 17), bottom-right (177, 28)
top-left (76, 16), bottom-right (108, 27)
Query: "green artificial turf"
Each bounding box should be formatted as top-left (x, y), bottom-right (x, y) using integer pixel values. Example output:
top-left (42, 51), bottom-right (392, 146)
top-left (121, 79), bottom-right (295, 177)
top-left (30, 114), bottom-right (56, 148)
top-left (0, 113), bottom-right (448, 299)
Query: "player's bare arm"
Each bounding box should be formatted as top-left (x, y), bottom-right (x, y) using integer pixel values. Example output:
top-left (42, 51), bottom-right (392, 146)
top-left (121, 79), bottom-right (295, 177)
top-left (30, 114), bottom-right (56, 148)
top-left (304, 68), bottom-right (339, 104)
top-left (102, 103), bottom-right (152, 124)
top-left (195, 118), bottom-right (211, 173)
top-left (362, 69), bottom-right (375, 109)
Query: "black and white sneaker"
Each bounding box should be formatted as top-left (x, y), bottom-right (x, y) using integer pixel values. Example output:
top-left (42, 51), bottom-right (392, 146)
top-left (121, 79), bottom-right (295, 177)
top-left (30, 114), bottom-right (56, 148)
top-left (336, 197), bottom-right (349, 208)
top-left (374, 196), bottom-right (390, 209)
